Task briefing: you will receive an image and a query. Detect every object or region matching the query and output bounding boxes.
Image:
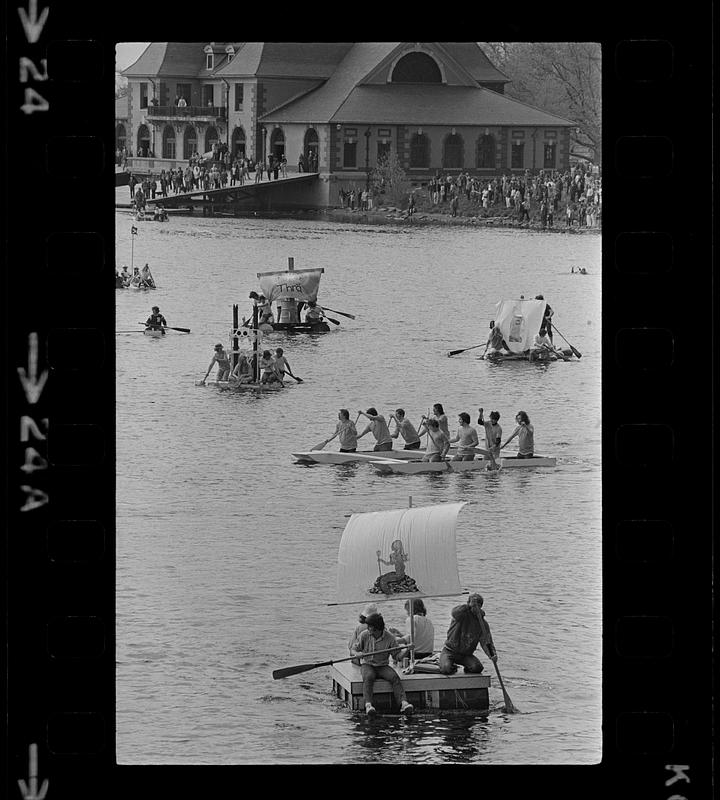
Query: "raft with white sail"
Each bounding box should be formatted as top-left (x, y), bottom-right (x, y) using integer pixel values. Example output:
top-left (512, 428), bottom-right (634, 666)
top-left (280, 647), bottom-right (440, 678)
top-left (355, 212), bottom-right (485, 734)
top-left (255, 257), bottom-right (332, 333)
top-left (330, 501), bottom-right (491, 714)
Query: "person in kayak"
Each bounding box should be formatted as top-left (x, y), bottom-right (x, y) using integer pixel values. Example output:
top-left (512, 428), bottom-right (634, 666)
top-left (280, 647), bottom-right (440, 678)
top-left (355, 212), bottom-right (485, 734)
top-left (323, 409), bottom-right (359, 453)
top-left (351, 612), bottom-right (414, 717)
top-left (389, 409), bottom-right (421, 450)
top-left (438, 593), bottom-right (497, 675)
top-left (501, 411), bottom-right (535, 458)
top-left (145, 306), bottom-right (166, 332)
top-left (356, 408), bottom-right (393, 452)
top-left (448, 412), bottom-right (480, 462)
top-left (417, 418), bottom-right (450, 462)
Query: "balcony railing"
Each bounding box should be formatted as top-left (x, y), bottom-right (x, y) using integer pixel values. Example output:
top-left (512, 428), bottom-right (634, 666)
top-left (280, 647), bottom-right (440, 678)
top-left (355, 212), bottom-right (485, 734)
top-left (145, 105), bottom-right (227, 120)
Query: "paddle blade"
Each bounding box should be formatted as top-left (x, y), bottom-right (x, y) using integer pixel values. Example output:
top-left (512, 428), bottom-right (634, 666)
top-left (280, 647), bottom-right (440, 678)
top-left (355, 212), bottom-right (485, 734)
top-left (273, 660), bottom-right (330, 679)
top-left (311, 440), bottom-right (327, 451)
top-left (571, 347), bottom-right (582, 359)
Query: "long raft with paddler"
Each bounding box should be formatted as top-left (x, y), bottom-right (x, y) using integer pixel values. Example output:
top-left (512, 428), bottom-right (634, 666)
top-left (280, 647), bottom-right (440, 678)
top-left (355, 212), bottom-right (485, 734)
top-left (273, 498), bottom-right (518, 717)
top-left (448, 296), bottom-right (582, 363)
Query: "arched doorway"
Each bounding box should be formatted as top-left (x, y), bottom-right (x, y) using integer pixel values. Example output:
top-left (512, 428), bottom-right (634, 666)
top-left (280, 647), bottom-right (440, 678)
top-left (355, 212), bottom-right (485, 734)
top-left (476, 134), bottom-right (496, 169)
top-left (162, 125), bottom-right (176, 160)
top-left (183, 125), bottom-right (197, 160)
top-left (231, 126), bottom-right (246, 160)
top-left (136, 124), bottom-right (150, 157)
top-left (443, 133), bottom-right (464, 169)
top-left (116, 123), bottom-right (126, 151)
top-left (205, 126), bottom-right (219, 155)
top-left (270, 127), bottom-right (285, 161)
top-left (304, 128), bottom-right (319, 170)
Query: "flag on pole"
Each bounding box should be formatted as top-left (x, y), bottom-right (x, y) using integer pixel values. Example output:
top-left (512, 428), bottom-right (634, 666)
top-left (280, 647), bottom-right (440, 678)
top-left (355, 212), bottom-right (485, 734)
top-left (131, 226), bottom-right (138, 235)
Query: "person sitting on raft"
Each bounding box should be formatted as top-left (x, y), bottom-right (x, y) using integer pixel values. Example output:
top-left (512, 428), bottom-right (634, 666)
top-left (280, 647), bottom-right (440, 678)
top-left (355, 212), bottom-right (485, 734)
top-left (230, 353), bottom-right (252, 384)
top-left (259, 349), bottom-right (281, 384)
top-left (417, 417), bottom-right (450, 462)
top-left (351, 612), bottom-right (414, 718)
top-left (303, 301), bottom-right (325, 323)
top-left (356, 408), bottom-right (393, 452)
top-left (389, 409), bottom-right (421, 450)
top-left (202, 343), bottom-right (232, 384)
top-left (389, 598), bottom-right (435, 662)
top-left (323, 409), bottom-right (359, 453)
top-left (348, 603), bottom-right (378, 665)
top-left (486, 320), bottom-right (512, 354)
top-left (501, 411), bottom-right (535, 458)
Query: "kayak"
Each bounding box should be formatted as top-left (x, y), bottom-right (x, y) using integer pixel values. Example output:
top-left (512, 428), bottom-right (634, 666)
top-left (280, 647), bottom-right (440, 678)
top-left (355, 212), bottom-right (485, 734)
top-left (143, 328), bottom-right (165, 338)
top-left (292, 449), bottom-right (427, 464)
top-left (369, 455), bottom-right (557, 474)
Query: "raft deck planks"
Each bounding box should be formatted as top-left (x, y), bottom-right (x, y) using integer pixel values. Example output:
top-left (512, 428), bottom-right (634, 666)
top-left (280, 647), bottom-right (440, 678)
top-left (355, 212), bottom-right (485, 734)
top-left (331, 661), bottom-right (491, 712)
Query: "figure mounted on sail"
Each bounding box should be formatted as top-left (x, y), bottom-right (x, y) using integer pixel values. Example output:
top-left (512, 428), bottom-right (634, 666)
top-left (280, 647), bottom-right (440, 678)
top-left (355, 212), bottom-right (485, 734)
top-left (371, 539), bottom-right (420, 595)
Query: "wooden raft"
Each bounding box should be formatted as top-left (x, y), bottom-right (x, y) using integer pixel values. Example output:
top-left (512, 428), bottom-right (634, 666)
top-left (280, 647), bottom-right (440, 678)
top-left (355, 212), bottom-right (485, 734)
top-left (331, 661), bottom-right (491, 712)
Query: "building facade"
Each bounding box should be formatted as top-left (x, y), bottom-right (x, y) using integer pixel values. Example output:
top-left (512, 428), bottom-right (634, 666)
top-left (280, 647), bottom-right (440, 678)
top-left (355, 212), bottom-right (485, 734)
top-left (118, 42), bottom-right (576, 202)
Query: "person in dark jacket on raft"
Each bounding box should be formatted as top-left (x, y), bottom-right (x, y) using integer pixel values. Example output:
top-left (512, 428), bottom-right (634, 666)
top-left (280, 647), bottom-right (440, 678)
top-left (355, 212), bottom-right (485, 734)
top-left (438, 593), bottom-right (497, 674)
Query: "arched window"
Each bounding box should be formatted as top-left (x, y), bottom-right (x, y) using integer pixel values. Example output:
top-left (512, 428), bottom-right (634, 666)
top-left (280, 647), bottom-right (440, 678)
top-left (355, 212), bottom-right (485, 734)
top-left (115, 124), bottom-right (126, 151)
top-left (304, 128), bottom-right (319, 166)
top-left (205, 126), bottom-right (219, 153)
top-left (183, 125), bottom-right (197, 160)
top-left (270, 127), bottom-right (285, 160)
top-left (162, 125), bottom-right (176, 160)
top-left (409, 133), bottom-right (429, 168)
top-left (476, 134), bottom-right (495, 169)
top-left (136, 124), bottom-right (150, 157)
top-left (443, 133), bottom-right (463, 169)
top-left (232, 126), bottom-right (246, 159)
top-left (391, 52), bottom-right (442, 83)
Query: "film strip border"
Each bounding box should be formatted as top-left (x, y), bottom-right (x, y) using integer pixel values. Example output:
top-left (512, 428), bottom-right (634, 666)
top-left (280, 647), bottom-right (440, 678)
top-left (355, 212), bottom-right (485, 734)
top-left (4, 24), bottom-right (712, 800)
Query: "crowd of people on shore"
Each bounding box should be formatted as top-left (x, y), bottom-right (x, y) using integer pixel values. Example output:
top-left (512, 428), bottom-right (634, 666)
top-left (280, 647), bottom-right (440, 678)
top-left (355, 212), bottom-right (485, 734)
top-left (347, 592), bottom-right (497, 716)
top-left (317, 404), bottom-right (537, 466)
top-left (413, 164), bottom-right (601, 228)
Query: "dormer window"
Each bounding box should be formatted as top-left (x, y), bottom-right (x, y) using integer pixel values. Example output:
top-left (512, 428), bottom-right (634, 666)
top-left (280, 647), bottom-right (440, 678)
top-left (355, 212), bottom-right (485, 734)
top-left (206, 53), bottom-right (214, 70)
top-left (225, 46), bottom-right (234, 63)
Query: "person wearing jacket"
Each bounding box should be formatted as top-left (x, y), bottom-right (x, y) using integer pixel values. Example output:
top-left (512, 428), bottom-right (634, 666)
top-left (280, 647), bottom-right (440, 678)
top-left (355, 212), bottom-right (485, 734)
top-left (438, 593), bottom-right (497, 675)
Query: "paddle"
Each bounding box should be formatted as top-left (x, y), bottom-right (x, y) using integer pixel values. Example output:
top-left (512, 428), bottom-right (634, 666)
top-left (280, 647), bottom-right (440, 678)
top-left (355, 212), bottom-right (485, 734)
top-left (491, 659), bottom-right (518, 713)
top-left (311, 440), bottom-right (328, 451)
top-left (447, 342), bottom-right (486, 357)
top-left (137, 323), bottom-right (191, 333)
top-left (273, 646), bottom-right (412, 680)
top-left (319, 305), bottom-right (356, 320)
top-left (284, 369), bottom-right (304, 383)
top-left (323, 315), bottom-right (341, 325)
top-left (551, 323), bottom-right (582, 359)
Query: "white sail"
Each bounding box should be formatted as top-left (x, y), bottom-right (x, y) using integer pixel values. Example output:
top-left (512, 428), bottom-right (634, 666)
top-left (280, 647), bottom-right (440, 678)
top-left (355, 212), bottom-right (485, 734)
top-left (257, 268), bottom-right (324, 303)
top-left (335, 502), bottom-right (466, 606)
top-left (493, 298), bottom-right (546, 353)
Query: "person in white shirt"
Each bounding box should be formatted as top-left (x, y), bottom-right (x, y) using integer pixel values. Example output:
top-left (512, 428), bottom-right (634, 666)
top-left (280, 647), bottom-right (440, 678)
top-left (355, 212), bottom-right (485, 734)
top-left (390, 599), bottom-right (435, 660)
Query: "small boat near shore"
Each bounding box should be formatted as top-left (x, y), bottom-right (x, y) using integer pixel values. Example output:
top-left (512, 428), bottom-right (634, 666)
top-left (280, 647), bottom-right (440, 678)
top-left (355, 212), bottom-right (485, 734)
top-left (369, 455), bottom-right (556, 475)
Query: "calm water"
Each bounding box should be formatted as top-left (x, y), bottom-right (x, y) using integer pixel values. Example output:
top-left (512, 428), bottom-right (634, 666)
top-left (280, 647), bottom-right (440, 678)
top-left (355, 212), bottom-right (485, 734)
top-left (115, 211), bottom-right (602, 765)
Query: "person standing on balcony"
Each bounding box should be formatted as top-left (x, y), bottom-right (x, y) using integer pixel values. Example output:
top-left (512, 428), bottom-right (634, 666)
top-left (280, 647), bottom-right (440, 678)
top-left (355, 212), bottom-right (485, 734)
top-left (178, 96), bottom-right (187, 108)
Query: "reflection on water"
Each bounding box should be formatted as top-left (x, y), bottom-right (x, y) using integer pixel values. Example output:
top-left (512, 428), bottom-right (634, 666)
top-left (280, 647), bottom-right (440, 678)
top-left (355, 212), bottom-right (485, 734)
top-left (116, 214), bottom-right (602, 765)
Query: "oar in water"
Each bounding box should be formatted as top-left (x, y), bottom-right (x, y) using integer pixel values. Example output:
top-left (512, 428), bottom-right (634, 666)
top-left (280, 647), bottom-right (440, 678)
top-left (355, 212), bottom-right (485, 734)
top-left (273, 646), bottom-right (412, 680)
top-left (447, 342), bottom-right (487, 357)
top-left (284, 369), bottom-right (304, 383)
top-left (551, 323), bottom-right (581, 359)
top-left (137, 323), bottom-right (191, 333)
top-left (318, 305), bottom-right (356, 320)
top-left (310, 440), bottom-right (328, 451)
top-left (322, 315), bottom-right (340, 326)
top-left (492, 659), bottom-right (518, 713)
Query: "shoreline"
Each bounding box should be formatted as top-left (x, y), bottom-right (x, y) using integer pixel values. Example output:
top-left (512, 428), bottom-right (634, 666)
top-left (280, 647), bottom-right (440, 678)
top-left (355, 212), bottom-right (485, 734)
top-left (115, 201), bottom-right (601, 235)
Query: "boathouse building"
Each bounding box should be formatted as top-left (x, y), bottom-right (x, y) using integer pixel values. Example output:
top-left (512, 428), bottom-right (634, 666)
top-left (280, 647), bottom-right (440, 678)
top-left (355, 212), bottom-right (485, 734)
top-left (118, 42), bottom-right (576, 205)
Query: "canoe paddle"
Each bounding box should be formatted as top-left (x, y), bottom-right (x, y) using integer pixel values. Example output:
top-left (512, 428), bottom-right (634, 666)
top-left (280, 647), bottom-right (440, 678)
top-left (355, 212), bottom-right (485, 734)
top-left (283, 368), bottom-right (304, 383)
top-left (550, 323), bottom-right (581, 359)
top-left (311, 440), bottom-right (328, 451)
top-left (137, 323), bottom-right (191, 333)
top-left (447, 342), bottom-right (486, 357)
top-left (273, 646), bottom-right (412, 680)
top-left (491, 659), bottom-right (518, 713)
top-left (319, 305), bottom-right (356, 320)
